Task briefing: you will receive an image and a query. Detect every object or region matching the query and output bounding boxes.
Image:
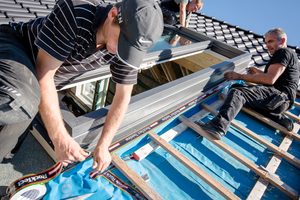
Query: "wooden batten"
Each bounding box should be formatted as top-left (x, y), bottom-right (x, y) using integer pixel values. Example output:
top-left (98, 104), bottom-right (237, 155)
top-left (201, 103), bottom-right (300, 169)
top-left (148, 132), bottom-right (240, 200)
top-left (219, 93), bottom-right (300, 142)
top-left (149, 65), bottom-right (163, 84)
top-left (178, 115), bottom-right (299, 199)
top-left (133, 99), bottom-right (224, 161)
top-left (160, 62), bottom-right (177, 82)
top-left (111, 153), bottom-right (163, 200)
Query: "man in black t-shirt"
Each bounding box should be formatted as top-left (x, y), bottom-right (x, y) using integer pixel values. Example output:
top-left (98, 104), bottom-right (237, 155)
top-left (196, 28), bottom-right (299, 140)
top-left (160, 0), bottom-right (203, 27)
top-left (0, 0), bottom-right (163, 173)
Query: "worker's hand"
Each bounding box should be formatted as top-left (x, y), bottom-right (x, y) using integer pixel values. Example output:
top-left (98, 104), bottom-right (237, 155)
top-left (92, 144), bottom-right (111, 173)
top-left (224, 71), bottom-right (240, 80)
top-left (248, 66), bottom-right (263, 75)
top-left (53, 133), bottom-right (88, 166)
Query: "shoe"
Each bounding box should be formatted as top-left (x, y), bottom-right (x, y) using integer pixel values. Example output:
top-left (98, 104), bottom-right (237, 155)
top-left (195, 121), bottom-right (225, 140)
top-left (280, 117), bottom-right (294, 131)
top-left (161, 7), bottom-right (177, 25)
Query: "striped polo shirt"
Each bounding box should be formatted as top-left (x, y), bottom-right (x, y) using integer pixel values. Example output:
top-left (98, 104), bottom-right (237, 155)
top-left (10, 0), bottom-right (138, 90)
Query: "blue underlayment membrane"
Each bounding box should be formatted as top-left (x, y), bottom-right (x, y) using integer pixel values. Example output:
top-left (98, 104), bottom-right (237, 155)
top-left (44, 83), bottom-right (300, 200)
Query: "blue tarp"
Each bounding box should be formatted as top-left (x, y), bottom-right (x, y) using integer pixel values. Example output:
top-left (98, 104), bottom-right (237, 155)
top-left (44, 86), bottom-right (300, 200)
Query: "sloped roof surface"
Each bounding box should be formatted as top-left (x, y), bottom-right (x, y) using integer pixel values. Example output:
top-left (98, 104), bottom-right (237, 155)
top-left (0, 0), bottom-right (53, 22)
top-left (0, 0), bottom-right (299, 66)
top-left (187, 13), bottom-right (300, 67)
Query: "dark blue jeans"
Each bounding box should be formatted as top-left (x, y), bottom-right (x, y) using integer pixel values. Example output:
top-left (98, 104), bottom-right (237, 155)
top-left (211, 84), bottom-right (290, 133)
top-left (0, 25), bottom-right (40, 162)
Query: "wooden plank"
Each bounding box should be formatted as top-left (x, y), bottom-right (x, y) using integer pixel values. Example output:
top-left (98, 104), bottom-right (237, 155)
top-left (296, 91), bottom-right (300, 99)
top-left (284, 111), bottom-right (300, 123)
top-left (178, 115), bottom-right (299, 199)
top-left (149, 65), bottom-right (163, 84)
top-left (248, 118), bottom-right (300, 199)
top-left (173, 56), bottom-right (205, 72)
top-left (148, 132), bottom-right (240, 200)
top-left (247, 136), bottom-right (295, 200)
top-left (111, 153), bottom-right (163, 200)
top-left (219, 93), bottom-right (300, 142)
top-left (179, 65), bottom-right (189, 76)
top-left (30, 126), bottom-right (58, 163)
top-left (133, 99), bottom-right (224, 161)
top-left (173, 51), bottom-right (225, 73)
top-left (201, 103), bottom-right (300, 169)
top-left (294, 101), bottom-right (300, 108)
top-left (204, 50), bottom-right (228, 61)
top-left (160, 62), bottom-right (177, 82)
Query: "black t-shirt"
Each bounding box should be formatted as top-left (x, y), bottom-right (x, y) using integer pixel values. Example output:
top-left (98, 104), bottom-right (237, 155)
top-left (264, 48), bottom-right (299, 105)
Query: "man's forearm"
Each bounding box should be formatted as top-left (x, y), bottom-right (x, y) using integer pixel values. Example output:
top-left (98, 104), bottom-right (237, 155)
top-left (179, 3), bottom-right (187, 27)
top-left (239, 73), bottom-right (276, 85)
top-left (179, 14), bottom-right (186, 26)
top-left (96, 87), bottom-right (131, 149)
top-left (38, 75), bottom-right (68, 142)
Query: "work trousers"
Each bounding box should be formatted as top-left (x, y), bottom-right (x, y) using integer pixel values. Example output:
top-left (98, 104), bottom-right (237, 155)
top-left (0, 25), bottom-right (40, 163)
top-left (211, 84), bottom-right (290, 133)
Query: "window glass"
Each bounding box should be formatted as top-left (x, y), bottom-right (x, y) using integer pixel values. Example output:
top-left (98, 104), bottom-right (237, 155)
top-left (147, 29), bottom-right (194, 53)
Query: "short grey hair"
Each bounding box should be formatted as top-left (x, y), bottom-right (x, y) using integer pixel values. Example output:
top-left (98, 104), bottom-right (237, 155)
top-left (265, 28), bottom-right (287, 45)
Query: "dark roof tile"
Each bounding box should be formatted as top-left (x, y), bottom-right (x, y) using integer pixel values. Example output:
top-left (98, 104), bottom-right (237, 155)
top-left (247, 47), bottom-right (257, 54)
top-left (189, 24), bottom-right (197, 29)
top-left (215, 35), bottom-right (225, 41)
top-left (222, 29), bottom-right (230, 34)
top-left (225, 39), bottom-right (235, 45)
top-left (0, 6), bottom-right (28, 13)
top-left (0, 1), bottom-right (299, 68)
top-left (213, 25), bottom-right (222, 30)
top-left (244, 41), bottom-right (253, 48)
top-left (4, 11), bottom-right (36, 18)
top-left (205, 27), bottom-right (214, 31)
top-left (196, 27), bottom-right (205, 32)
top-left (197, 24), bottom-right (205, 28)
top-left (224, 34), bottom-right (233, 39)
top-left (236, 43), bottom-right (246, 50)
top-left (214, 30), bottom-right (223, 35)
top-left (206, 31), bottom-right (215, 37)
top-left (234, 38), bottom-right (242, 44)
top-left (205, 22), bottom-right (213, 26)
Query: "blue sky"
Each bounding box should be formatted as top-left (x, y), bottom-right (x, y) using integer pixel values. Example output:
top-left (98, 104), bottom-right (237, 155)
top-left (199, 0), bottom-right (300, 48)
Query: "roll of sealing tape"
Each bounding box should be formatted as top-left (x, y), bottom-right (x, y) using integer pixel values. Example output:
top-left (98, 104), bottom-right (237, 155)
top-left (9, 183), bottom-right (47, 200)
top-left (6, 150), bottom-right (91, 200)
top-left (6, 162), bottom-right (63, 200)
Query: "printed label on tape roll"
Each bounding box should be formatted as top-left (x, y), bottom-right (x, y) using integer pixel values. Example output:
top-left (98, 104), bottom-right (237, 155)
top-left (9, 183), bottom-right (46, 200)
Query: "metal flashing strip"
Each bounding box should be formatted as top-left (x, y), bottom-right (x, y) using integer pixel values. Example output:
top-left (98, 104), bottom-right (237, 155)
top-left (100, 79), bottom-right (235, 154)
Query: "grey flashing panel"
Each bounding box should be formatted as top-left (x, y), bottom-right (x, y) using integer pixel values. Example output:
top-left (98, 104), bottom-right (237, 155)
top-left (77, 52), bottom-right (251, 151)
top-left (61, 55), bottom-right (251, 150)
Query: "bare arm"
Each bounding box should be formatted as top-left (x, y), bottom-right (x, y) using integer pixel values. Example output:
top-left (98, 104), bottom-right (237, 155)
top-left (224, 63), bottom-right (286, 85)
top-left (35, 49), bottom-right (87, 165)
top-left (92, 83), bottom-right (133, 172)
top-left (248, 66), bottom-right (264, 75)
top-left (179, 3), bottom-right (187, 27)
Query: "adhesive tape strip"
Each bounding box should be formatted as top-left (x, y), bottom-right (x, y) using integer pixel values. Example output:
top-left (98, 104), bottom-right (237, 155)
top-left (9, 183), bottom-right (47, 200)
top-left (6, 150), bottom-right (92, 200)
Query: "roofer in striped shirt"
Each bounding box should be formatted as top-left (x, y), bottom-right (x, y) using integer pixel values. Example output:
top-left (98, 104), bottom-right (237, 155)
top-left (0, 0), bottom-right (163, 172)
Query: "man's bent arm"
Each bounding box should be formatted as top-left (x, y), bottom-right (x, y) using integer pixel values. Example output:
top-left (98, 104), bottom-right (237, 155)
top-left (92, 83), bottom-right (133, 172)
top-left (35, 49), bottom-right (87, 165)
top-left (226, 63), bottom-right (286, 85)
top-left (179, 3), bottom-right (187, 27)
